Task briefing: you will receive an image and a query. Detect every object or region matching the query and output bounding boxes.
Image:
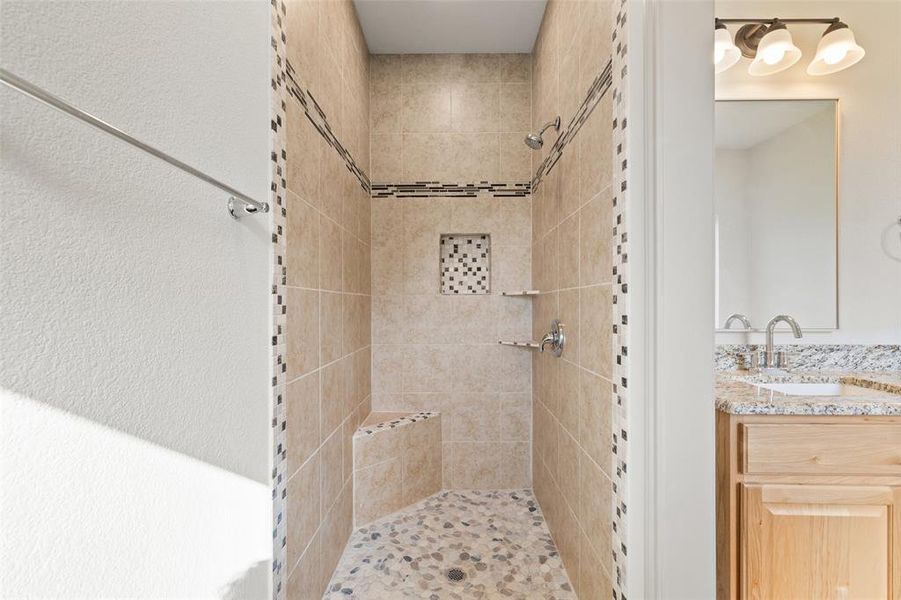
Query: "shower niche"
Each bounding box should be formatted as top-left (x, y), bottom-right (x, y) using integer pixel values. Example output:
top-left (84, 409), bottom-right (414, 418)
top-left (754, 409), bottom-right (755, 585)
top-left (439, 234), bottom-right (491, 295)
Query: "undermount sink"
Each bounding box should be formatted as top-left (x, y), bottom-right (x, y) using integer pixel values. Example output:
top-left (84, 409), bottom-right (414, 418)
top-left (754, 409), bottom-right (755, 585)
top-left (754, 382), bottom-right (873, 397)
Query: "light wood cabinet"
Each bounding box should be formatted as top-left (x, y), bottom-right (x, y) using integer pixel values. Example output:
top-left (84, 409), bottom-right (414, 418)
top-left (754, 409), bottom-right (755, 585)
top-left (717, 413), bottom-right (901, 600)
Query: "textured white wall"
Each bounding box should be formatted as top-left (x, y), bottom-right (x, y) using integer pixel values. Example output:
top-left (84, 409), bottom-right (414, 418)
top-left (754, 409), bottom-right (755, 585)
top-left (0, 1), bottom-right (272, 597)
top-left (716, 0), bottom-right (901, 344)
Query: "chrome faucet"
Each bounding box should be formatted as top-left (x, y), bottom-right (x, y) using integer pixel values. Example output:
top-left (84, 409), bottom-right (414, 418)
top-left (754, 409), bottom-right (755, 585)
top-left (723, 313), bottom-right (752, 330)
top-left (763, 314), bottom-right (803, 369)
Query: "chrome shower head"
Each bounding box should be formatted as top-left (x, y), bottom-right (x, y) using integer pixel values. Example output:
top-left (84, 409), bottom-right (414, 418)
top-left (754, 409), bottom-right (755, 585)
top-left (524, 116), bottom-right (561, 150)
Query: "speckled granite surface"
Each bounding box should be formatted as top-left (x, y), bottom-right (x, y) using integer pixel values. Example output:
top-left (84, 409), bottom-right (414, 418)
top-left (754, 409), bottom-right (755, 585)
top-left (715, 344), bottom-right (901, 371)
top-left (324, 490), bottom-right (575, 600)
top-left (716, 371), bottom-right (901, 416)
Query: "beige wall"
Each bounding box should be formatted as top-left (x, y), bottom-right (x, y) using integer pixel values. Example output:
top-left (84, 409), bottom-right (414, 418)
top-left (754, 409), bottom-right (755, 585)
top-left (370, 193), bottom-right (534, 489)
top-left (369, 52), bottom-right (536, 491)
top-left (282, 0), bottom-right (372, 597)
top-left (370, 53), bottom-right (533, 183)
top-left (530, 0), bottom-right (617, 596)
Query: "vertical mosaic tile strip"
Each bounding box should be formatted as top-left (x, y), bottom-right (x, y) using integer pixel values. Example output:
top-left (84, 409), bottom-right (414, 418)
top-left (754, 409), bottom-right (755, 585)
top-left (611, 0), bottom-right (630, 597)
top-left (270, 1), bottom-right (289, 599)
top-left (439, 234), bottom-right (491, 295)
top-left (532, 59), bottom-right (614, 192)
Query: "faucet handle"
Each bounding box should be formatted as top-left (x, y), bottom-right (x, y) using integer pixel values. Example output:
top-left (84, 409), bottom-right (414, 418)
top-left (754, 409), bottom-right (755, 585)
top-left (539, 320), bottom-right (565, 357)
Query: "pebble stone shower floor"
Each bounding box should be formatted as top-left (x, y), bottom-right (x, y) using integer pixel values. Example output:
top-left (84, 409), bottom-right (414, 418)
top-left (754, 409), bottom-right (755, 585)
top-left (323, 489), bottom-right (576, 599)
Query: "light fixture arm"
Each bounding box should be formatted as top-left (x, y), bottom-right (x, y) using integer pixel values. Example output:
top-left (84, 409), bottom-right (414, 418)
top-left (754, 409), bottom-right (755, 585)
top-left (716, 17), bottom-right (841, 26)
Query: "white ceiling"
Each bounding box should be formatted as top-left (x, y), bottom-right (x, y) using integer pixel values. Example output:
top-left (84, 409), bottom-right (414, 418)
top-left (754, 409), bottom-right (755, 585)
top-left (715, 100), bottom-right (835, 150)
top-left (353, 0), bottom-right (547, 54)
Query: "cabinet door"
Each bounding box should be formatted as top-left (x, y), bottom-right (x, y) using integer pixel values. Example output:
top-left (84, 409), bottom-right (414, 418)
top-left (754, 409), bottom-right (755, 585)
top-left (741, 484), bottom-right (899, 600)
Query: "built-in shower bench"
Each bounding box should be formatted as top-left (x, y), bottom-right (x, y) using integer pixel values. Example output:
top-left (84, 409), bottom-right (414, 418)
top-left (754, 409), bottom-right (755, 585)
top-left (352, 412), bottom-right (442, 526)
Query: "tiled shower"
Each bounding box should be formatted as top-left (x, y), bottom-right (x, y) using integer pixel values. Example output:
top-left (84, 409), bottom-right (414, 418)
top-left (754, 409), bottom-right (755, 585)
top-left (270, 0), bottom-right (626, 597)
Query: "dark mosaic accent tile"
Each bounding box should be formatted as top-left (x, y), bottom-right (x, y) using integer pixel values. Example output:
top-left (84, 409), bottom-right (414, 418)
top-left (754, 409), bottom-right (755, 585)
top-left (440, 234), bottom-right (490, 295)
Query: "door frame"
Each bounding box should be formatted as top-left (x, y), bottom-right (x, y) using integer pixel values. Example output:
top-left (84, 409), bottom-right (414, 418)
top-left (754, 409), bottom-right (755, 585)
top-left (625, 0), bottom-right (716, 597)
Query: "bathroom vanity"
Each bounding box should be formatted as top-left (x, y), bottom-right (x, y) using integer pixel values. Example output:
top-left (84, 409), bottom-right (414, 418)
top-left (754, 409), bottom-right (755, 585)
top-left (716, 372), bottom-right (901, 599)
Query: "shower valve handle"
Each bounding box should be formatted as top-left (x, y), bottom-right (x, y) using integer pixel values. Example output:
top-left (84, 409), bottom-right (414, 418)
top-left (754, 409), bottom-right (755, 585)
top-left (539, 320), bottom-right (565, 357)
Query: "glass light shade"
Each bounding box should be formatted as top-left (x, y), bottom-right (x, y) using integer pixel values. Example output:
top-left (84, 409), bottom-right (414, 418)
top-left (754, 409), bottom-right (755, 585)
top-left (715, 27), bottom-right (742, 73)
top-left (749, 26), bottom-right (802, 76)
top-left (807, 26), bottom-right (865, 75)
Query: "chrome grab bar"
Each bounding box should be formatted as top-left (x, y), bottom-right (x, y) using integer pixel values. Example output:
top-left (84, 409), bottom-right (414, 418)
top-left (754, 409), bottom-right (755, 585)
top-left (0, 68), bottom-right (269, 219)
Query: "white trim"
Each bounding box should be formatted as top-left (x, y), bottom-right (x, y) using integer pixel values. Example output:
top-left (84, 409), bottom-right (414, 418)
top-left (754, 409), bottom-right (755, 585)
top-left (627, 0), bottom-right (717, 597)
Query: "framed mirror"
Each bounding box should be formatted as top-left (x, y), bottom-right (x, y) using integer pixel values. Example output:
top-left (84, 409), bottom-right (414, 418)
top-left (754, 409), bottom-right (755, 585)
top-left (715, 99), bottom-right (838, 332)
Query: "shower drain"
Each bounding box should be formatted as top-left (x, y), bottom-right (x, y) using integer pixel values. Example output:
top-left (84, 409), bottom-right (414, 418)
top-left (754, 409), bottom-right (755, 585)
top-left (446, 568), bottom-right (466, 582)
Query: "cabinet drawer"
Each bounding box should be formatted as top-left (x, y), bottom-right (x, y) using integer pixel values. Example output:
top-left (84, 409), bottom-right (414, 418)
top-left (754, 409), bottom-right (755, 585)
top-left (741, 423), bottom-right (901, 476)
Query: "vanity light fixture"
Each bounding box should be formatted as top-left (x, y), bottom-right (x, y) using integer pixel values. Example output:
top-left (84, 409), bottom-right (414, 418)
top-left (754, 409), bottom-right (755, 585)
top-left (748, 20), bottom-right (801, 76)
top-left (714, 20), bottom-right (742, 74)
top-left (807, 20), bottom-right (866, 75)
top-left (715, 17), bottom-right (865, 77)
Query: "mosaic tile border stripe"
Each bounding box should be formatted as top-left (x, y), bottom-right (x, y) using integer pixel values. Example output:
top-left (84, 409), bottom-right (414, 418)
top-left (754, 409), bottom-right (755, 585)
top-left (355, 412), bottom-right (440, 437)
top-left (371, 181), bottom-right (530, 198)
top-left (269, 2), bottom-right (289, 599)
top-left (715, 344), bottom-right (901, 372)
top-left (284, 62), bottom-right (371, 194)
top-left (611, 0), bottom-right (630, 597)
top-left (532, 58), bottom-right (614, 192)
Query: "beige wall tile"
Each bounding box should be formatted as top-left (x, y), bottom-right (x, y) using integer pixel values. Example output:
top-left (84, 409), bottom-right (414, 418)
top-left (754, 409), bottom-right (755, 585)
top-left (371, 295), bottom-right (405, 345)
top-left (500, 392), bottom-right (531, 442)
top-left (342, 293), bottom-right (369, 353)
top-left (287, 191), bottom-right (320, 289)
top-left (370, 133), bottom-right (403, 181)
top-left (372, 344), bottom-right (404, 394)
top-left (319, 215), bottom-right (343, 292)
top-left (578, 94), bottom-right (612, 202)
top-left (320, 427), bottom-right (344, 518)
top-left (354, 426), bottom-right (407, 470)
top-left (286, 101), bottom-right (322, 207)
top-left (452, 442), bottom-right (501, 489)
top-left (558, 288), bottom-right (580, 363)
top-left (579, 528), bottom-right (612, 598)
top-left (494, 197), bottom-right (532, 246)
top-left (287, 452), bottom-right (320, 570)
top-left (578, 368), bottom-right (612, 474)
top-left (557, 359), bottom-right (580, 437)
top-left (559, 141), bottom-right (582, 220)
top-left (452, 133), bottom-right (500, 181)
top-left (450, 393), bottom-right (499, 441)
top-left (558, 213), bottom-right (580, 289)
top-left (499, 133), bottom-right (532, 181)
top-left (371, 54), bottom-right (403, 88)
top-left (320, 358), bottom-right (347, 441)
top-left (557, 425), bottom-right (581, 515)
top-left (498, 441), bottom-right (532, 488)
top-left (286, 288), bottom-right (320, 379)
top-left (371, 85), bottom-right (402, 134)
top-left (286, 534), bottom-right (320, 600)
top-left (287, 372), bottom-right (321, 472)
top-left (319, 291), bottom-right (343, 365)
top-left (403, 84), bottom-right (451, 132)
top-left (319, 481), bottom-right (352, 589)
top-left (402, 133), bottom-right (454, 181)
top-left (579, 284), bottom-right (612, 376)
top-left (354, 457), bottom-right (403, 525)
top-left (580, 192), bottom-right (613, 286)
top-left (499, 53), bottom-right (531, 82)
top-left (451, 83), bottom-right (500, 133)
top-left (579, 452), bottom-right (613, 575)
top-left (496, 296), bottom-right (532, 341)
top-left (500, 83), bottom-right (531, 132)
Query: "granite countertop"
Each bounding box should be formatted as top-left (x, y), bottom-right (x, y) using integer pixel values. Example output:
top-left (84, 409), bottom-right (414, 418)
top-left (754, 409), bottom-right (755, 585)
top-left (716, 371), bottom-right (901, 416)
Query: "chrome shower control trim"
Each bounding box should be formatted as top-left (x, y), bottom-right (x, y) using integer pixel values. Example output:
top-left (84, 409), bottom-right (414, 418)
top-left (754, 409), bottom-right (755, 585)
top-left (539, 319), bottom-right (565, 357)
